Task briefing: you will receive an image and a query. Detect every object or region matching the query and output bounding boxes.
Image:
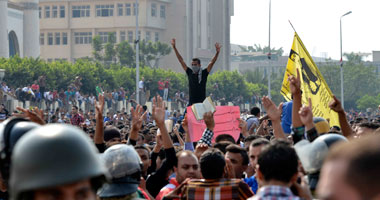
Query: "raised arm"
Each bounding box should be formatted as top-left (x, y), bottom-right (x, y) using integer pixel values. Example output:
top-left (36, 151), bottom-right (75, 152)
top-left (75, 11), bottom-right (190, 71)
top-left (289, 68), bottom-right (303, 128)
top-left (128, 104), bottom-right (147, 146)
top-left (329, 95), bottom-right (353, 138)
top-left (262, 96), bottom-right (287, 139)
top-left (94, 94), bottom-right (105, 144)
top-left (207, 43), bottom-right (221, 73)
top-left (152, 96), bottom-right (174, 149)
top-left (171, 38), bottom-right (188, 71)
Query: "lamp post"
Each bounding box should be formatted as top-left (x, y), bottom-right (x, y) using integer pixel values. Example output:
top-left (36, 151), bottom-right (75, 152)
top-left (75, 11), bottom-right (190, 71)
top-left (267, 0), bottom-right (271, 98)
top-left (0, 69), bottom-right (5, 82)
top-left (135, 0), bottom-right (140, 104)
top-left (340, 11), bottom-right (352, 109)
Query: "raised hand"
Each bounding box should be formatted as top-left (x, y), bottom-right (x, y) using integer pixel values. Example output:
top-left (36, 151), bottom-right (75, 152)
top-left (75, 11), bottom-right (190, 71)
top-left (131, 104), bottom-right (147, 132)
top-left (203, 112), bottom-right (215, 131)
top-left (152, 96), bottom-right (165, 125)
top-left (299, 98), bottom-right (314, 128)
top-left (262, 96), bottom-right (283, 122)
top-left (329, 95), bottom-right (344, 114)
top-left (181, 114), bottom-right (189, 133)
top-left (16, 106), bottom-right (45, 125)
top-left (288, 68), bottom-right (301, 95)
top-left (94, 94), bottom-right (105, 119)
top-left (215, 43), bottom-right (222, 53)
top-left (238, 118), bottom-right (249, 137)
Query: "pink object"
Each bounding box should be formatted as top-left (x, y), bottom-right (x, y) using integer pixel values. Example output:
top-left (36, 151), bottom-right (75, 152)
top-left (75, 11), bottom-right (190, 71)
top-left (187, 106), bottom-right (241, 143)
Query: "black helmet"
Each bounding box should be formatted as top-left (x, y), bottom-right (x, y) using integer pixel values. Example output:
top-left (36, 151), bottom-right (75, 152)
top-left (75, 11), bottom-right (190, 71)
top-left (295, 134), bottom-right (348, 191)
top-left (0, 118), bottom-right (41, 185)
top-left (98, 144), bottom-right (142, 198)
top-left (10, 124), bottom-right (109, 200)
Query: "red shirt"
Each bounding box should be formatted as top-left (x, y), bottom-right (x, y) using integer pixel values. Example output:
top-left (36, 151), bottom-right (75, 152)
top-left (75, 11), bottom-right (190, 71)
top-left (164, 81), bottom-right (170, 88)
top-left (158, 81), bottom-right (165, 90)
top-left (156, 178), bottom-right (179, 200)
top-left (31, 84), bottom-right (39, 91)
top-left (70, 113), bottom-right (84, 126)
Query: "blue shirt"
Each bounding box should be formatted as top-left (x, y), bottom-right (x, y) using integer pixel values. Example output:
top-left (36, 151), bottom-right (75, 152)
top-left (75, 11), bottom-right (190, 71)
top-left (281, 101), bottom-right (293, 134)
top-left (244, 175), bottom-right (258, 194)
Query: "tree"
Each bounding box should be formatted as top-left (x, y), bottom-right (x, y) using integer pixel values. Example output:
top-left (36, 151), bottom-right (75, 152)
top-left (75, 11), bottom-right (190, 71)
top-left (138, 40), bottom-right (171, 68)
top-left (104, 32), bottom-right (117, 64)
top-left (356, 94), bottom-right (380, 111)
top-left (92, 36), bottom-right (103, 62)
top-left (117, 41), bottom-right (135, 67)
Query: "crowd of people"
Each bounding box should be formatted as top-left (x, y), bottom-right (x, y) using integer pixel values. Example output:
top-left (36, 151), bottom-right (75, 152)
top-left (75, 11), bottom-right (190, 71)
top-left (0, 38), bottom-right (380, 200)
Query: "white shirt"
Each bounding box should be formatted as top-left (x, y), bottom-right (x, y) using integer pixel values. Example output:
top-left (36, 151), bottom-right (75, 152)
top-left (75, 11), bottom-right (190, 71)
top-left (139, 80), bottom-right (144, 89)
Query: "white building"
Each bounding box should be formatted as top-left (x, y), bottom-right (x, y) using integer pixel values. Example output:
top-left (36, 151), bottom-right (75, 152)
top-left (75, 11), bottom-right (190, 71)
top-left (0, 0), bottom-right (40, 58)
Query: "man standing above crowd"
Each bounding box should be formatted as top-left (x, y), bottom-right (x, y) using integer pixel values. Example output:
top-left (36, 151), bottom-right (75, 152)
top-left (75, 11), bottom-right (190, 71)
top-left (171, 38), bottom-right (221, 105)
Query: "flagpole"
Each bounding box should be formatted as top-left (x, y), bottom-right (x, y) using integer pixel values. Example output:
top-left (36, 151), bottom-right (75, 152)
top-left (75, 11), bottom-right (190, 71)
top-left (340, 11), bottom-right (352, 109)
top-left (267, 0), bottom-right (271, 98)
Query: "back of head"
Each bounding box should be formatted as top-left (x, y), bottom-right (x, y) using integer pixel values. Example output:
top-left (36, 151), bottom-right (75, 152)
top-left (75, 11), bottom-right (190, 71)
top-left (10, 124), bottom-right (108, 200)
top-left (250, 107), bottom-right (260, 116)
top-left (200, 148), bottom-right (225, 179)
top-left (325, 134), bottom-right (380, 199)
top-left (258, 140), bottom-right (298, 184)
top-left (215, 134), bottom-right (235, 144)
top-left (98, 144), bottom-right (142, 198)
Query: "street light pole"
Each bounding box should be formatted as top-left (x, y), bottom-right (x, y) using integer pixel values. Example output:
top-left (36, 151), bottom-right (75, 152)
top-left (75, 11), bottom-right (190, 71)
top-left (340, 11), bottom-right (352, 109)
top-left (267, 0), bottom-right (271, 98)
top-left (135, 0), bottom-right (140, 104)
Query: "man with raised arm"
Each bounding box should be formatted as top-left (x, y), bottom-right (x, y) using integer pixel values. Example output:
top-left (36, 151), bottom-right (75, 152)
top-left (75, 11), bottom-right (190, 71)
top-left (171, 38), bottom-right (221, 105)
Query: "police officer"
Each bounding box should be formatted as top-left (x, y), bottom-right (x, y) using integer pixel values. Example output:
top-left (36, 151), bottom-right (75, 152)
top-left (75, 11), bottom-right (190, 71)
top-left (9, 124), bottom-right (109, 200)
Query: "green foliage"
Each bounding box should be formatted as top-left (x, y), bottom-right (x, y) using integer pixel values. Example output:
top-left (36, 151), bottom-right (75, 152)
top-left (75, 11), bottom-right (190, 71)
top-left (117, 41), bottom-right (135, 67)
top-left (104, 33), bottom-right (117, 63)
top-left (92, 35), bottom-right (103, 61)
top-left (356, 94), bottom-right (380, 110)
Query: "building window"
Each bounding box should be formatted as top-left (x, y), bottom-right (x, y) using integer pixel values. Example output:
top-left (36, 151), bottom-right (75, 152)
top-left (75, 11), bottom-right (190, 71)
top-left (151, 3), bottom-right (156, 17)
top-left (74, 32), bottom-right (92, 44)
top-left (45, 6), bottom-right (50, 18)
top-left (96, 5), bottom-right (114, 17)
top-left (128, 31), bottom-right (133, 42)
top-left (40, 33), bottom-right (44, 45)
top-left (98, 32), bottom-right (115, 43)
top-left (160, 5), bottom-right (166, 18)
top-left (55, 32), bottom-right (60, 45)
top-left (62, 32), bottom-right (68, 45)
top-left (72, 5), bottom-right (90, 18)
top-left (60, 6), bottom-right (65, 18)
top-left (48, 33), bottom-right (53, 45)
top-left (39, 7), bottom-right (41, 18)
top-left (120, 31), bottom-right (126, 42)
top-left (117, 4), bottom-right (123, 16)
top-left (47, 58), bottom-right (53, 62)
top-left (125, 3), bottom-right (131, 16)
top-left (133, 3), bottom-right (138, 16)
top-left (155, 32), bottom-right (159, 42)
top-left (52, 6), bottom-right (58, 18)
top-left (145, 31), bottom-right (151, 41)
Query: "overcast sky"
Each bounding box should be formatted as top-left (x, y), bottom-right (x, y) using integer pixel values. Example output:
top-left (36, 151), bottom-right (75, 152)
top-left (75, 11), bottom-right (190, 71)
top-left (231, 0), bottom-right (379, 61)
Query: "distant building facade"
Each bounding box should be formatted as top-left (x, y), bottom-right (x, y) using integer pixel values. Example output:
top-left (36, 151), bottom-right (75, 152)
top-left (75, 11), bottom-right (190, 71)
top-left (39, 0), bottom-right (234, 72)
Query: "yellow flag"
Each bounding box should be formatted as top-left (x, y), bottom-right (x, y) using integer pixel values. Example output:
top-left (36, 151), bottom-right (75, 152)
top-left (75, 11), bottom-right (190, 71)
top-left (281, 33), bottom-right (339, 127)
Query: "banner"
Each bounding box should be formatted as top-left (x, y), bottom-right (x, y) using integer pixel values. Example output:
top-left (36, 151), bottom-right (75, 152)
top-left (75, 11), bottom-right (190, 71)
top-left (281, 33), bottom-right (339, 127)
top-left (187, 106), bottom-right (241, 143)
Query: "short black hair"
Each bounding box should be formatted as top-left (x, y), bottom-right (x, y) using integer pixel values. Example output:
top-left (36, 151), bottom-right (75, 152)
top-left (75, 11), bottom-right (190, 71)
top-left (258, 140), bottom-right (298, 183)
top-left (244, 135), bottom-right (262, 143)
top-left (192, 58), bottom-right (201, 65)
top-left (358, 122), bottom-right (380, 130)
top-left (250, 138), bottom-right (270, 148)
top-left (200, 148), bottom-right (225, 179)
top-left (226, 144), bottom-right (249, 166)
top-left (250, 107), bottom-right (260, 116)
top-left (215, 134), bottom-right (235, 144)
top-left (213, 141), bottom-right (233, 154)
top-left (72, 105), bottom-right (79, 110)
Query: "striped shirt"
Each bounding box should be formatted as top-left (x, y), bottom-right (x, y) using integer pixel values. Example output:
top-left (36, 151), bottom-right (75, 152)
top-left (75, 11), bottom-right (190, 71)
top-left (248, 185), bottom-right (301, 200)
top-left (156, 178), bottom-right (179, 200)
top-left (184, 178), bottom-right (253, 200)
